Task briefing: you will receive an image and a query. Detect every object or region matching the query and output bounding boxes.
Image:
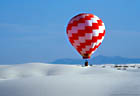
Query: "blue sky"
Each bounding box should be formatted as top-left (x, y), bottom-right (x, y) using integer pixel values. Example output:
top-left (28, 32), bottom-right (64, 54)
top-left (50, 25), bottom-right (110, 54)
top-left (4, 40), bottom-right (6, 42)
top-left (0, 0), bottom-right (140, 64)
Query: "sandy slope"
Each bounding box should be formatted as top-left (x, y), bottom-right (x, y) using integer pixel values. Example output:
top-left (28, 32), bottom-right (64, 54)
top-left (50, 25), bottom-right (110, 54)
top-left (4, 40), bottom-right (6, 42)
top-left (0, 63), bottom-right (140, 96)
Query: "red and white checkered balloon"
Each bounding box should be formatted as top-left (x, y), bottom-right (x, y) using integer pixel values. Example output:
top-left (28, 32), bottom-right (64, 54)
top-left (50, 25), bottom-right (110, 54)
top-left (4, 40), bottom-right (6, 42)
top-left (66, 13), bottom-right (105, 59)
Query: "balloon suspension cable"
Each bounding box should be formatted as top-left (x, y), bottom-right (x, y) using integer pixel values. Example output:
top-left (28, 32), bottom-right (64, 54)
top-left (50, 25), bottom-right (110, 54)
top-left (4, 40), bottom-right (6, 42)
top-left (85, 59), bottom-right (88, 66)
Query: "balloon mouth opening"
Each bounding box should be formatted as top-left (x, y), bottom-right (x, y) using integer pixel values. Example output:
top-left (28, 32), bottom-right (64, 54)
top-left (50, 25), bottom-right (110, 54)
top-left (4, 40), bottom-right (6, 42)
top-left (82, 54), bottom-right (91, 59)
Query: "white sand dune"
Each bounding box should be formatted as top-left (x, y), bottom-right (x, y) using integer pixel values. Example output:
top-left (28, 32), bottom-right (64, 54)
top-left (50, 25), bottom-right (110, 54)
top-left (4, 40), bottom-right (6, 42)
top-left (0, 63), bottom-right (140, 96)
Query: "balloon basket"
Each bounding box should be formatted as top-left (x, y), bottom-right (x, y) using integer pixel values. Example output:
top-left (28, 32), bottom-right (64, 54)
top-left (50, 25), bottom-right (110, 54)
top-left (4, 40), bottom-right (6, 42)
top-left (85, 60), bottom-right (88, 66)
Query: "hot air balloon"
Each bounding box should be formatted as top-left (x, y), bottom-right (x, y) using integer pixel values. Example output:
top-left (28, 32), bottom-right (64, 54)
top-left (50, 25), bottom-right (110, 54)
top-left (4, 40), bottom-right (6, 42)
top-left (66, 13), bottom-right (105, 66)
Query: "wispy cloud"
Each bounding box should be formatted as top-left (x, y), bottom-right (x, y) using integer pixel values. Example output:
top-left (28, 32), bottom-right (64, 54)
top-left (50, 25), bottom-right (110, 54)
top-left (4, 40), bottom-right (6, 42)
top-left (0, 23), bottom-right (46, 33)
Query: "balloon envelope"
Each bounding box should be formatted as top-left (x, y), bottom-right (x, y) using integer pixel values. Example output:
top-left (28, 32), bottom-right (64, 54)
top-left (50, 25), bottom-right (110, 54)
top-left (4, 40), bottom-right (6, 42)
top-left (66, 13), bottom-right (105, 59)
